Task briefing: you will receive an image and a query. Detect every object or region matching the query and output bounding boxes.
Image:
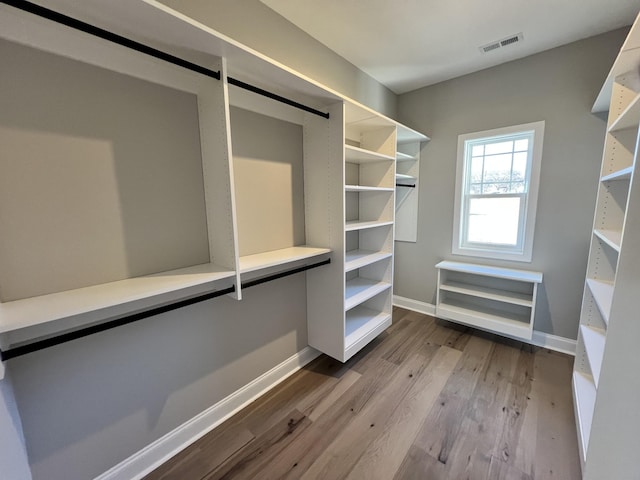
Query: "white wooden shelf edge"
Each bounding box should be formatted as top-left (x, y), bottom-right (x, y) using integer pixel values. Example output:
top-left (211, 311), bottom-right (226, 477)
top-left (396, 173), bottom-right (417, 181)
top-left (593, 229), bottom-right (622, 252)
top-left (396, 151), bottom-right (415, 162)
top-left (601, 165), bottom-right (633, 182)
top-left (238, 246), bottom-right (330, 274)
top-left (608, 91), bottom-right (640, 132)
top-left (580, 325), bottom-right (606, 388)
top-left (572, 371), bottom-right (596, 463)
top-left (344, 306), bottom-right (391, 359)
top-left (344, 250), bottom-right (392, 272)
top-left (345, 185), bottom-right (394, 192)
top-left (439, 281), bottom-right (533, 307)
top-left (436, 261), bottom-right (543, 283)
top-left (344, 144), bottom-right (395, 163)
top-left (436, 302), bottom-right (532, 339)
top-left (344, 278), bottom-right (391, 311)
top-left (0, 262), bottom-right (235, 335)
top-left (585, 278), bottom-right (614, 325)
top-left (345, 220), bottom-right (394, 232)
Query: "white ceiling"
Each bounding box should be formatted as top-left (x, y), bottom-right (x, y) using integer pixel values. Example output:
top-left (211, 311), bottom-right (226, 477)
top-left (260, 0), bottom-right (640, 94)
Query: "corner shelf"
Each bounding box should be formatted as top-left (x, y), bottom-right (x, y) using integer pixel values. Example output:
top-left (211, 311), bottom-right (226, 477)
top-left (435, 261), bottom-right (542, 341)
top-left (601, 166), bottom-right (633, 182)
top-left (580, 325), bottom-right (606, 387)
top-left (607, 92), bottom-right (640, 132)
top-left (593, 229), bottom-right (622, 252)
top-left (585, 278), bottom-right (614, 325)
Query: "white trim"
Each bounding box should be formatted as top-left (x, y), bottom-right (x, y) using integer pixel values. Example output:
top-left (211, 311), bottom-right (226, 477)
top-left (393, 295), bottom-right (436, 316)
top-left (94, 346), bottom-right (321, 480)
top-left (393, 295), bottom-right (575, 355)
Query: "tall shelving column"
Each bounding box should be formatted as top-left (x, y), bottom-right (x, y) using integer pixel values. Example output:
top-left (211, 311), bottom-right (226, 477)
top-left (573, 16), bottom-right (640, 477)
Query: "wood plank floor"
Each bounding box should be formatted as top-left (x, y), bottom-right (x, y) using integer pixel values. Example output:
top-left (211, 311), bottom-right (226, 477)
top-left (145, 307), bottom-right (581, 480)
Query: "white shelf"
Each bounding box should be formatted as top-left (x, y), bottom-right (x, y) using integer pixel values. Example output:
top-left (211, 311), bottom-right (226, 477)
top-left (344, 277), bottom-right (391, 311)
top-left (586, 278), bottom-right (614, 325)
top-left (344, 145), bottom-right (394, 164)
top-left (0, 263), bottom-right (235, 337)
top-left (608, 92), bottom-right (640, 132)
top-left (439, 281), bottom-right (533, 307)
top-left (344, 250), bottom-right (392, 272)
top-left (396, 151), bottom-right (415, 162)
top-left (572, 371), bottom-right (596, 463)
top-left (436, 300), bottom-right (532, 339)
top-left (593, 229), bottom-right (622, 252)
top-left (580, 325), bottom-right (606, 387)
top-left (395, 173), bottom-right (417, 182)
top-left (601, 166), bottom-right (633, 182)
top-left (345, 220), bottom-right (394, 232)
top-left (238, 246), bottom-right (331, 274)
top-left (344, 306), bottom-right (391, 358)
top-left (344, 185), bottom-right (394, 193)
top-left (436, 261), bottom-right (543, 284)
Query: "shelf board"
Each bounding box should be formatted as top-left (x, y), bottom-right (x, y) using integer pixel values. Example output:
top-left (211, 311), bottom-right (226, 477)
top-left (344, 145), bottom-right (394, 164)
top-left (436, 261), bottom-right (543, 284)
top-left (572, 371), bottom-right (596, 463)
top-left (396, 151), bottom-right (415, 162)
top-left (440, 281), bottom-right (533, 307)
top-left (345, 220), bottom-right (394, 232)
top-left (344, 185), bottom-right (394, 193)
top-left (344, 306), bottom-right (392, 359)
top-left (608, 92), bottom-right (640, 132)
top-left (238, 246), bottom-right (331, 274)
top-left (397, 124), bottom-right (430, 144)
top-left (344, 277), bottom-right (391, 311)
top-left (593, 229), bottom-right (622, 252)
top-left (580, 325), bottom-right (606, 388)
top-left (436, 300), bottom-right (532, 340)
top-left (586, 278), bottom-right (614, 325)
top-left (395, 173), bottom-right (417, 181)
top-left (601, 166), bottom-right (633, 182)
top-left (345, 249), bottom-right (392, 272)
top-left (0, 262), bottom-right (236, 337)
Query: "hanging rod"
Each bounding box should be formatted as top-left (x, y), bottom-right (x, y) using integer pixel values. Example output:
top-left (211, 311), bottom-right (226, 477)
top-left (0, 258), bottom-right (331, 361)
top-left (1, 0), bottom-right (221, 79)
top-left (2, 0), bottom-right (330, 120)
top-left (227, 77), bottom-right (330, 119)
top-left (396, 183), bottom-right (416, 188)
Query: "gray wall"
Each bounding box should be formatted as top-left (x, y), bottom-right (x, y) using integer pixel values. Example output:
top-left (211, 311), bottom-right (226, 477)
top-left (158, 0), bottom-right (397, 117)
top-left (394, 29), bottom-right (628, 339)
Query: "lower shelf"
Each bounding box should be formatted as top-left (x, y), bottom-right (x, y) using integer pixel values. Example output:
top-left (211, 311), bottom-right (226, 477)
top-left (345, 278), bottom-right (392, 311)
top-left (436, 300), bottom-right (532, 339)
top-left (344, 306), bottom-right (391, 360)
top-left (572, 370), bottom-right (596, 464)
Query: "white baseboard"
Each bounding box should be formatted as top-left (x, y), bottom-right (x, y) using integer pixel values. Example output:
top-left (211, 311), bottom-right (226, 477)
top-left (95, 346), bottom-right (321, 480)
top-left (393, 295), bottom-right (576, 356)
top-left (393, 295), bottom-right (436, 316)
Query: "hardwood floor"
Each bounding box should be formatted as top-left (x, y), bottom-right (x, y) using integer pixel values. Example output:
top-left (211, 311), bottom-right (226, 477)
top-left (145, 307), bottom-right (581, 480)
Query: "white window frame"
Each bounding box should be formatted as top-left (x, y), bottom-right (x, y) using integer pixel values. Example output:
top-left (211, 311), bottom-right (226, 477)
top-left (452, 121), bottom-right (544, 262)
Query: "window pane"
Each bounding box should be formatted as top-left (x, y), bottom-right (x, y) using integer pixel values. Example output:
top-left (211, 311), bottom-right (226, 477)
top-left (483, 153), bottom-right (512, 182)
top-left (485, 141), bottom-right (513, 155)
top-left (514, 138), bottom-right (529, 152)
top-left (471, 144), bottom-right (484, 156)
top-left (513, 152), bottom-right (527, 181)
top-left (466, 196), bottom-right (521, 246)
top-left (470, 156), bottom-right (483, 183)
top-left (469, 184), bottom-right (482, 194)
top-left (511, 182), bottom-right (526, 193)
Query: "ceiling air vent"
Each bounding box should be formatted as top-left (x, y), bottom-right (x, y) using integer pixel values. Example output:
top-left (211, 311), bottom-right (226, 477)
top-left (479, 33), bottom-right (523, 53)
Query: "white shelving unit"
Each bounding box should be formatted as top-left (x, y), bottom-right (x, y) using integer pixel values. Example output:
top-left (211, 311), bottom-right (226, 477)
top-left (572, 14), bottom-right (640, 478)
top-left (0, 0), bottom-right (429, 371)
top-left (395, 126), bottom-right (428, 242)
top-left (435, 261), bottom-right (542, 340)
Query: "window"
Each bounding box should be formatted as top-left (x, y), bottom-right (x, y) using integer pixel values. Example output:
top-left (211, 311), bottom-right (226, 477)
top-left (452, 121), bottom-right (544, 262)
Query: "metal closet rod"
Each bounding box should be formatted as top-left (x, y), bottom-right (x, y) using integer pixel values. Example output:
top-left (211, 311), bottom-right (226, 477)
top-left (2, 0), bottom-right (330, 119)
top-left (0, 258), bottom-right (331, 362)
top-left (396, 183), bottom-right (416, 188)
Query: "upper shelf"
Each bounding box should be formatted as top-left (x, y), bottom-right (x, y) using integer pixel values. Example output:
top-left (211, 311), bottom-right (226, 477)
top-left (0, 263), bottom-right (235, 338)
top-left (396, 152), bottom-right (416, 162)
top-left (345, 145), bottom-right (395, 164)
top-left (601, 165), bottom-right (633, 182)
top-left (436, 261), bottom-right (543, 283)
top-left (238, 246), bottom-right (331, 274)
top-left (608, 92), bottom-right (640, 132)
